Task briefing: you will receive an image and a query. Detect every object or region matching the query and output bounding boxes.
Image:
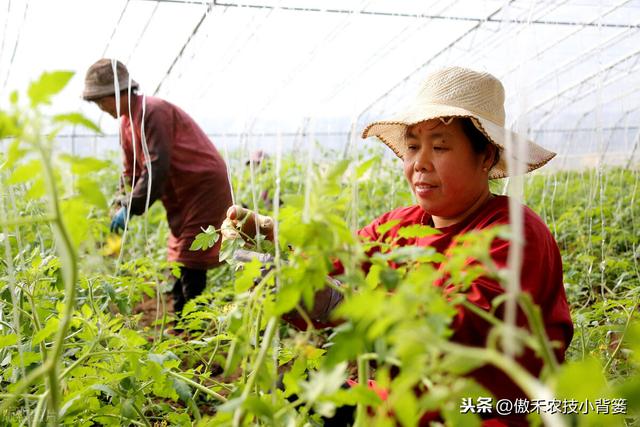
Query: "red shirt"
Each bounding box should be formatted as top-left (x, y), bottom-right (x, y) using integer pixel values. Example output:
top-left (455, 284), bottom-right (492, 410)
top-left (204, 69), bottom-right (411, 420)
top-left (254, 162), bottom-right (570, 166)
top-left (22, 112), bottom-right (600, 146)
top-left (358, 195), bottom-right (573, 425)
top-left (120, 94), bottom-right (232, 269)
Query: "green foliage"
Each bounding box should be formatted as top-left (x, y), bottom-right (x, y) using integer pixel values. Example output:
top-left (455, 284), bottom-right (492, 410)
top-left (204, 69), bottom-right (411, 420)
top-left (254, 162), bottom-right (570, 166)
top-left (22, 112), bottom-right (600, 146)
top-left (0, 70), bottom-right (638, 426)
top-left (190, 225), bottom-right (220, 251)
top-left (27, 70), bottom-right (74, 107)
top-left (53, 113), bottom-right (102, 133)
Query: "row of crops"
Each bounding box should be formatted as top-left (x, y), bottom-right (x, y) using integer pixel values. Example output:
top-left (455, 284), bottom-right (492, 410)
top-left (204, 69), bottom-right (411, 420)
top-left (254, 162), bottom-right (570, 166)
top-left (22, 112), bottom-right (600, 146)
top-left (1, 73), bottom-right (639, 426)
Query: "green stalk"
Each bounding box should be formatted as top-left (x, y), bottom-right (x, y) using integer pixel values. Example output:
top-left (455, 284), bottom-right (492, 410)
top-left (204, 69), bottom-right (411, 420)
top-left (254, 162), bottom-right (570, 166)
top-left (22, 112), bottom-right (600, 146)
top-left (0, 393), bottom-right (42, 400)
top-left (0, 183), bottom-right (27, 393)
top-left (93, 414), bottom-right (146, 426)
top-left (31, 394), bottom-right (48, 427)
top-left (354, 355), bottom-right (369, 427)
top-left (166, 370), bottom-right (227, 403)
top-left (439, 341), bottom-right (566, 427)
top-left (518, 295), bottom-right (559, 373)
top-left (0, 363), bottom-right (51, 414)
top-left (131, 400), bottom-right (152, 427)
top-left (34, 134), bottom-right (78, 424)
top-left (603, 301), bottom-right (637, 372)
top-left (0, 215), bottom-right (57, 227)
top-left (18, 287), bottom-right (47, 360)
top-left (233, 316), bottom-right (278, 427)
top-left (273, 397), bottom-right (304, 419)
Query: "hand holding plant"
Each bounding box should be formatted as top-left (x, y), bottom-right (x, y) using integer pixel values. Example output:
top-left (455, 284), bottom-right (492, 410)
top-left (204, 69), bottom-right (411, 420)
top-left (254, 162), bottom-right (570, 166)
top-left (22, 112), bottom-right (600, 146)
top-left (222, 204), bottom-right (274, 244)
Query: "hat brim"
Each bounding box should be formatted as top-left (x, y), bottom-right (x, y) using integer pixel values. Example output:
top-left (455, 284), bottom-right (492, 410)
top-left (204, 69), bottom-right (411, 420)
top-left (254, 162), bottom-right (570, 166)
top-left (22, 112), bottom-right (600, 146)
top-left (361, 104), bottom-right (555, 179)
top-left (82, 79), bottom-right (139, 101)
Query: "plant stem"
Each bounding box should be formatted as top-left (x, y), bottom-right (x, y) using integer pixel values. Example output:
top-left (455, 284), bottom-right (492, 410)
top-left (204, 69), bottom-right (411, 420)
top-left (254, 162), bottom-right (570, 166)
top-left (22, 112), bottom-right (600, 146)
top-left (31, 394), bottom-right (48, 427)
top-left (166, 370), bottom-right (227, 403)
top-left (354, 355), bottom-right (369, 427)
top-left (604, 301), bottom-right (637, 372)
top-left (0, 363), bottom-right (51, 414)
top-left (439, 341), bottom-right (567, 427)
top-left (233, 316), bottom-right (278, 427)
top-left (131, 400), bottom-right (152, 427)
top-left (34, 136), bottom-right (78, 424)
top-left (0, 215), bottom-right (57, 227)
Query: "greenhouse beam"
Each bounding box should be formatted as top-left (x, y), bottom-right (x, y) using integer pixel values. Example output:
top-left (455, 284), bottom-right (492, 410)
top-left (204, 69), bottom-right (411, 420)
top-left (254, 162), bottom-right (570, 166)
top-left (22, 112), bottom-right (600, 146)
top-left (102, 0), bottom-right (131, 57)
top-left (525, 46), bottom-right (640, 118)
top-left (153, 0), bottom-right (215, 95)
top-left (134, 0), bottom-right (640, 29)
top-left (353, 0), bottom-right (516, 122)
top-left (500, 0), bottom-right (633, 79)
top-left (1, 0), bottom-right (29, 92)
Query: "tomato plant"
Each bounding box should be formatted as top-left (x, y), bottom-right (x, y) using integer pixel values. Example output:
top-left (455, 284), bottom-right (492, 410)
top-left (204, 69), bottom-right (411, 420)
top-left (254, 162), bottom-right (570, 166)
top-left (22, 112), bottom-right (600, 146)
top-left (0, 72), bottom-right (638, 426)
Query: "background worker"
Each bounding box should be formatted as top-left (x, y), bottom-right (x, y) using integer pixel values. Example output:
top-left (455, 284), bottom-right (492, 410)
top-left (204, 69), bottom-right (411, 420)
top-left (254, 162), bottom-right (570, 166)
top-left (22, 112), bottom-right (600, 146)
top-left (82, 58), bottom-right (233, 314)
top-left (243, 149), bottom-right (275, 211)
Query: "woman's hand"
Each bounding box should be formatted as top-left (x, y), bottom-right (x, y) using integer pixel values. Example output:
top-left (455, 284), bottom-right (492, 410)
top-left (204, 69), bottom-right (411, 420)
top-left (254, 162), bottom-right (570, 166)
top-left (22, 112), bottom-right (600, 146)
top-left (221, 205), bottom-right (274, 243)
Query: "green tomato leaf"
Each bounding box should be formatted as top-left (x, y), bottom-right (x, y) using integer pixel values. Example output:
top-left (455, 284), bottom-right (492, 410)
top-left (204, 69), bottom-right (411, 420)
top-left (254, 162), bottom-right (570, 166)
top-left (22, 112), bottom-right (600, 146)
top-left (440, 353), bottom-right (486, 375)
top-left (172, 377), bottom-right (193, 404)
top-left (1, 140), bottom-right (27, 170)
top-left (235, 258), bottom-right (262, 293)
top-left (18, 351), bottom-right (43, 367)
top-left (61, 197), bottom-right (90, 248)
top-left (33, 317), bottom-right (59, 345)
top-left (77, 177), bottom-right (108, 210)
top-left (219, 237), bottom-right (244, 262)
top-left (243, 395), bottom-right (274, 421)
top-left (91, 384), bottom-right (117, 397)
top-left (0, 111), bottom-right (18, 140)
top-left (0, 334), bottom-right (19, 348)
top-left (28, 70), bottom-right (74, 107)
top-left (375, 219), bottom-right (401, 237)
top-left (59, 154), bottom-right (111, 175)
top-left (120, 398), bottom-right (137, 419)
top-left (356, 157), bottom-right (377, 179)
top-left (120, 328), bottom-right (148, 348)
top-left (8, 159), bottom-right (41, 184)
top-left (190, 225), bottom-right (219, 251)
top-left (301, 362), bottom-right (348, 403)
top-left (397, 224), bottom-right (440, 239)
top-left (53, 113), bottom-right (101, 133)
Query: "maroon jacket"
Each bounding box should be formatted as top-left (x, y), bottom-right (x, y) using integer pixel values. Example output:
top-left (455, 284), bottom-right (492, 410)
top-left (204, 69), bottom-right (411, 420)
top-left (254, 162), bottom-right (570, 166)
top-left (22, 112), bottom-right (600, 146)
top-left (120, 94), bottom-right (232, 269)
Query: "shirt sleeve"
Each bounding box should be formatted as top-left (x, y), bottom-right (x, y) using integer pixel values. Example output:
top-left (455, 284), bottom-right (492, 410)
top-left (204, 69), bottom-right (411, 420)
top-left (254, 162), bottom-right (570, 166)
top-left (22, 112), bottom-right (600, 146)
top-left (447, 221), bottom-right (573, 365)
top-left (127, 104), bottom-right (172, 216)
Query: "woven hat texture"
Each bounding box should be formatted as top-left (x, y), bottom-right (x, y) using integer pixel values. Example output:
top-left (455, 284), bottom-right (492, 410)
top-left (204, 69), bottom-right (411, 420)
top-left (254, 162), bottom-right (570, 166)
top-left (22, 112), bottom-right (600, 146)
top-left (362, 66), bottom-right (555, 179)
top-left (82, 58), bottom-right (138, 101)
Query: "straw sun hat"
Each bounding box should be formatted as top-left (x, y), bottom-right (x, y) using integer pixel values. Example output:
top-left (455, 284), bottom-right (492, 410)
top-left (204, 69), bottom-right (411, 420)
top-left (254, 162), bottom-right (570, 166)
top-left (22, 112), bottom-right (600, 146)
top-left (82, 58), bottom-right (139, 101)
top-left (362, 66), bottom-right (555, 179)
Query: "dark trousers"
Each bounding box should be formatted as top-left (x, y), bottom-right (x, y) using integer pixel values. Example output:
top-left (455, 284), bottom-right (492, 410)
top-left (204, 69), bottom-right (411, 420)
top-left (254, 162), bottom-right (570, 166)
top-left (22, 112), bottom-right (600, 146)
top-left (172, 267), bottom-right (207, 314)
top-left (278, 374), bottom-right (355, 426)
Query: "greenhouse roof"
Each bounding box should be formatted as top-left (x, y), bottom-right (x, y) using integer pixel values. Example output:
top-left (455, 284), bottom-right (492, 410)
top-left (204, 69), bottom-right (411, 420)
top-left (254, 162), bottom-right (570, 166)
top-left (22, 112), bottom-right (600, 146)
top-left (1, 0), bottom-right (640, 167)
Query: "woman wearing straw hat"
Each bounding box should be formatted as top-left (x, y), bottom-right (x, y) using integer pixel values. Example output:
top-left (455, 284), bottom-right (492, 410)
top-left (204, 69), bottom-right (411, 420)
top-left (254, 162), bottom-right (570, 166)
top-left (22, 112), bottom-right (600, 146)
top-left (82, 58), bottom-right (233, 315)
top-left (224, 66), bottom-right (574, 425)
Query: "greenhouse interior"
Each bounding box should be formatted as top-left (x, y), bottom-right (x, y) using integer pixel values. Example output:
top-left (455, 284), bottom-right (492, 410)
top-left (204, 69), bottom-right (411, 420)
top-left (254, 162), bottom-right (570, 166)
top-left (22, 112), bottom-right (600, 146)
top-left (0, 0), bottom-right (639, 426)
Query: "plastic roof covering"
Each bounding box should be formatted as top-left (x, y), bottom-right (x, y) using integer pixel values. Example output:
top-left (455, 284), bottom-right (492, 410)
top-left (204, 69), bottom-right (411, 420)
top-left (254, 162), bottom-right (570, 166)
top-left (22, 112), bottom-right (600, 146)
top-left (1, 0), bottom-right (640, 169)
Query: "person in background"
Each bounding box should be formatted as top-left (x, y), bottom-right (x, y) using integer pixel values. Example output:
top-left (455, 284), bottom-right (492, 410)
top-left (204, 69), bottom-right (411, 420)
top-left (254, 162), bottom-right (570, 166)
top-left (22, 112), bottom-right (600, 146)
top-left (243, 150), bottom-right (273, 211)
top-left (223, 67), bottom-right (574, 426)
top-left (245, 149), bottom-right (268, 167)
top-left (82, 58), bottom-right (233, 315)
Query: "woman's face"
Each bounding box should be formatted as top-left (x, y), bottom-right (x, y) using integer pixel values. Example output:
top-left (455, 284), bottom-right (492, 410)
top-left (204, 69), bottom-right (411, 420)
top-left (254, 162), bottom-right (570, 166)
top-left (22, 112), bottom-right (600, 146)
top-left (403, 118), bottom-right (494, 227)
